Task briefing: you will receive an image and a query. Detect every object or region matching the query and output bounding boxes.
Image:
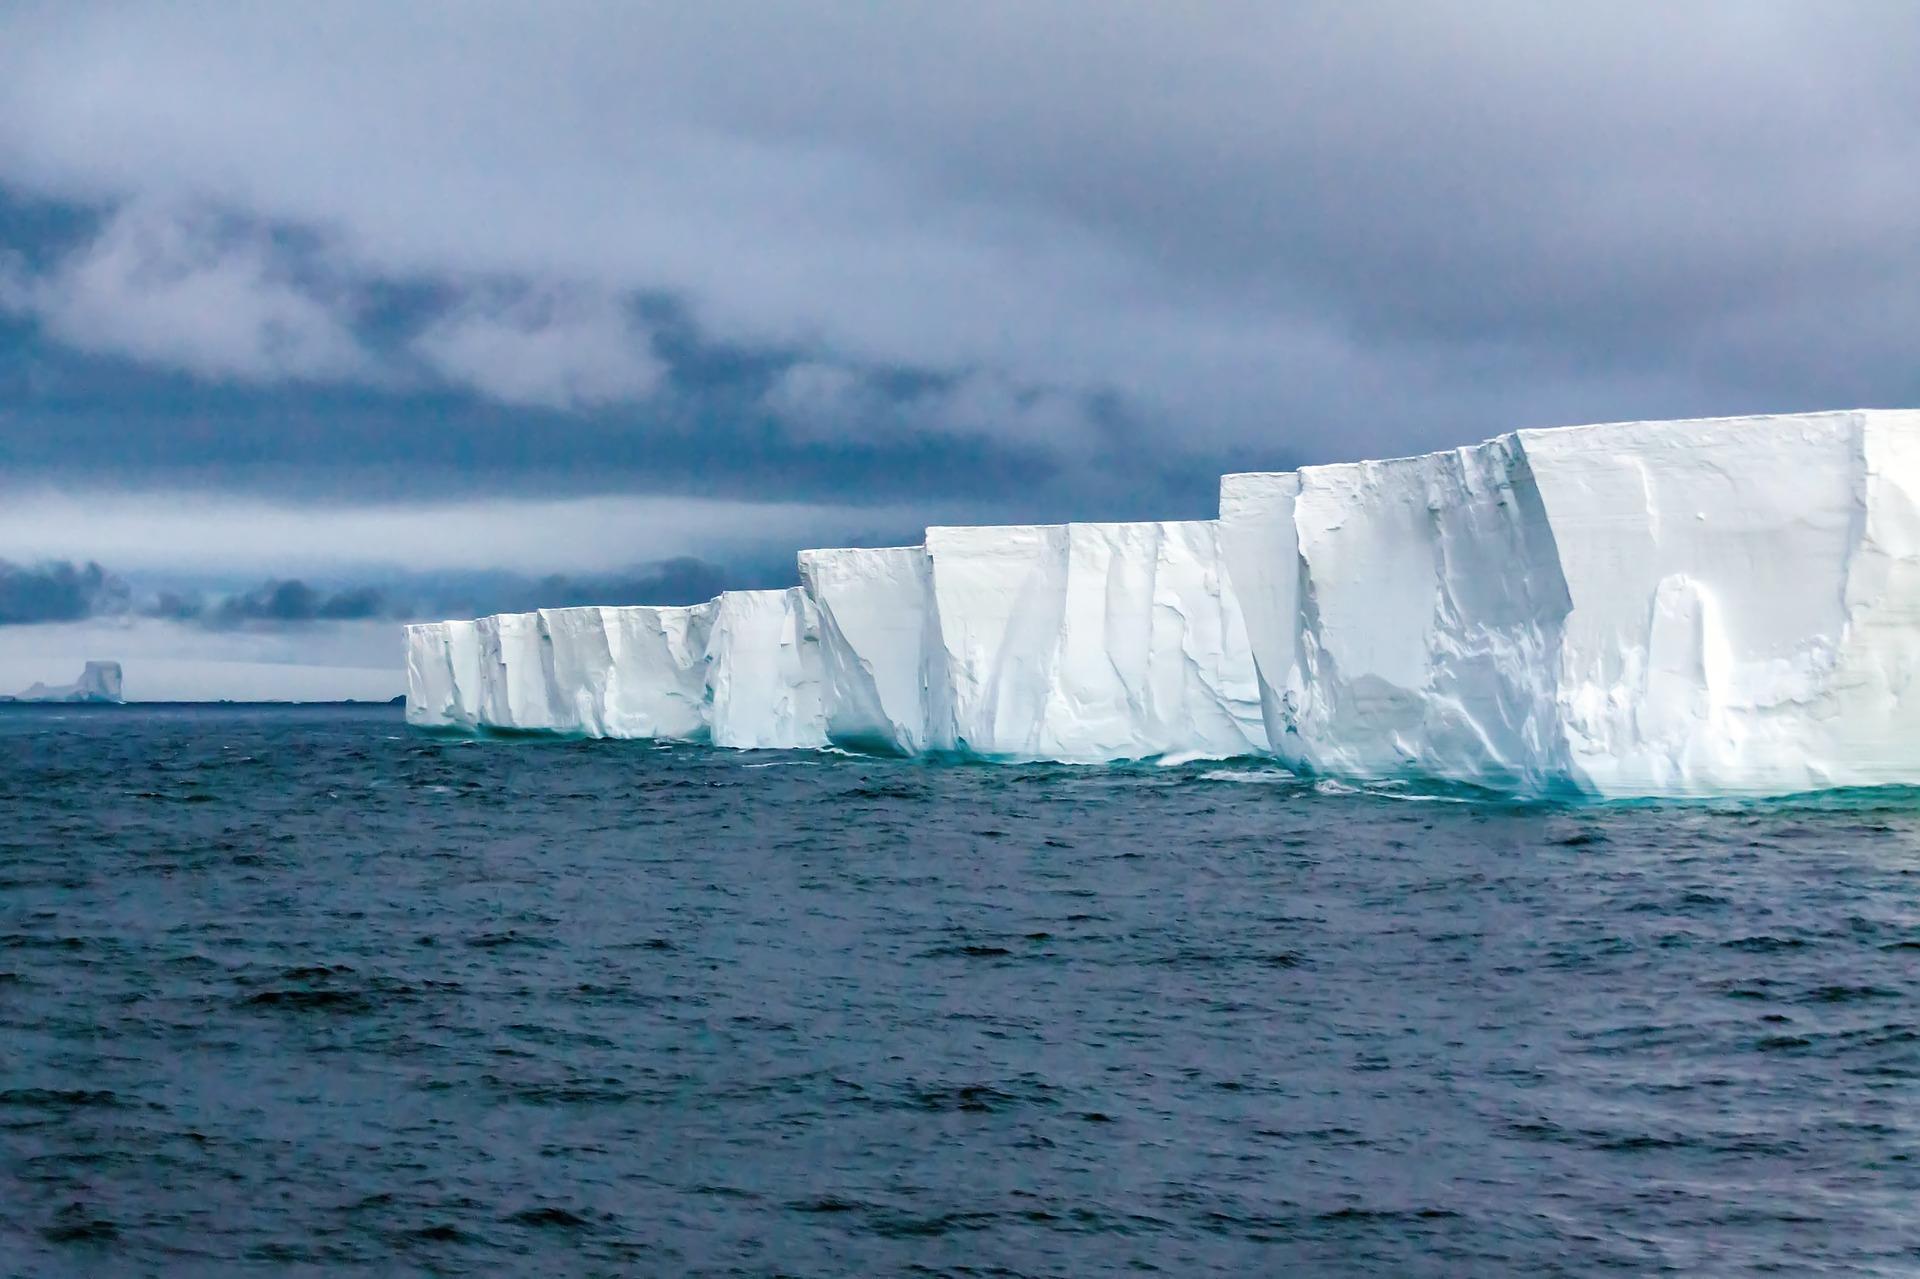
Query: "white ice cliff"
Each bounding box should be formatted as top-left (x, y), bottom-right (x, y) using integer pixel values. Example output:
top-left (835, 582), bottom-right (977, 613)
top-left (705, 589), bottom-right (829, 751)
top-left (1219, 409), bottom-right (1920, 796)
top-left (923, 521), bottom-right (1267, 761)
top-left (799, 546), bottom-right (946, 754)
top-left (405, 591), bottom-right (826, 749)
top-left (407, 408), bottom-right (1920, 797)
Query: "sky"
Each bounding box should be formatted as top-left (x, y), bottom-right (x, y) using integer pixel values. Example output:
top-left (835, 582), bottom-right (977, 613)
top-left (1, 2), bottom-right (1917, 698)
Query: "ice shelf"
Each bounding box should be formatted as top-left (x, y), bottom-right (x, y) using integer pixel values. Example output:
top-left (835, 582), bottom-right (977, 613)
top-left (407, 409), bottom-right (1920, 797)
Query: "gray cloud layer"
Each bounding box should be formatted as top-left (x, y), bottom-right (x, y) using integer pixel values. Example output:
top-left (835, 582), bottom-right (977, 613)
top-left (0, 559), bottom-right (126, 624)
top-left (2, 5), bottom-right (1915, 464)
top-left (0, 556), bottom-right (744, 630)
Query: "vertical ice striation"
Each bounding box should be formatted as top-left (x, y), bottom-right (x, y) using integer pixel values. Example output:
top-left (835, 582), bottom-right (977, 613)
top-left (1217, 472), bottom-right (1304, 754)
top-left (474, 611), bottom-right (556, 731)
top-left (406, 600), bottom-right (736, 742)
top-left (1518, 409), bottom-right (1920, 794)
top-left (405, 620), bottom-right (483, 730)
top-left (704, 588), bottom-right (830, 750)
top-left (1276, 437), bottom-right (1573, 790)
top-left (537, 607), bottom-right (613, 734)
top-left (601, 605), bottom-right (716, 740)
top-left (924, 521), bottom-right (1267, 761)
top-left (799, 546), bottom-right (948, 754)
top-left (1220, 408), bottom-right (1920, 796)
top-left (404, 622), bottom-right (458, 728)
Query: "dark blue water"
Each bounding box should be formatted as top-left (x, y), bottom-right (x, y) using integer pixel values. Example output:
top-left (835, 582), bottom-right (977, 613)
top-left (2, 705), bottom-right (1918, 1275)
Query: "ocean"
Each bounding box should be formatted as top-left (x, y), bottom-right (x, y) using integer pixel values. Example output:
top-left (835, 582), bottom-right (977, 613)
top-left (2, 704), bottom-right (1917, 1275)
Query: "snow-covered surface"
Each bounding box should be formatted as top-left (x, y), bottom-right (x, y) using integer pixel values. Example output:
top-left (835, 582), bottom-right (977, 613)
top-left (408, 408), bottom-right (1920, 798)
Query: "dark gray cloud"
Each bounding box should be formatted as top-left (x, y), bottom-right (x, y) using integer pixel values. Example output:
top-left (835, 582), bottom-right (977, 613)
top-left (0, 0), bottom-right (1914, 518)
top-left (4, 556), bottom-right (752, 629)
top-left (0, 559), bottom-right (126, 623)
top-left (171, 580), bottom-right (391, 628)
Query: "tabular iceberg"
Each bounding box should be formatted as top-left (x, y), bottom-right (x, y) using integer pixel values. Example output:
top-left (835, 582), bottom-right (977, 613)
top-left (407, 408), bottom-right (1920, 798)
top-left (2, 661), bottom-right (125, 704)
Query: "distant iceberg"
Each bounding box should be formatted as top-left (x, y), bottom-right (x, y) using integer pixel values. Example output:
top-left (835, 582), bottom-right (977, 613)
top-left (3, 661), bottom-right (124, 704)
top-left (407, 409), bottom-right (1920, 798)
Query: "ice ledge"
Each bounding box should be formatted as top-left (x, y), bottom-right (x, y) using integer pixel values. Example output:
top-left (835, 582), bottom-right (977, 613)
top-left (408, 408), bottom-right (1920, 798)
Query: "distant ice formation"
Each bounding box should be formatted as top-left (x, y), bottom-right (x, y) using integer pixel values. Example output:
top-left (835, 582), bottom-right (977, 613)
top-left (3, 661), bottom-right (124, 704)
top-left (407, 409), bottom-right (1920, 797)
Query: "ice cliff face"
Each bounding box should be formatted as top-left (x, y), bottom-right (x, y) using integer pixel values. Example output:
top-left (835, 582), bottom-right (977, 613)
top-left (1220, 409), bottom-right (1920, 796)
top-left (923, 521), bottom-right (1267, 761)
top-left (791, 522), bottom-right (1266, 762)
top-left (799, 546), bottom-right (946, 754)
top-left (705, 589), bottom-right (829, 751)
top-left (407, 408), bottom-right (1920, 798)
top-left (1222, 436), bottom-right (1572, 790)
top-left (403, 593), bottom-right (822, 748)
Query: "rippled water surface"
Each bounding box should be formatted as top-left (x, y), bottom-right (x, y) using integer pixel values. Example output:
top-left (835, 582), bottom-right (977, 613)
top-left (3, 704), bottom-right (1919, 1275)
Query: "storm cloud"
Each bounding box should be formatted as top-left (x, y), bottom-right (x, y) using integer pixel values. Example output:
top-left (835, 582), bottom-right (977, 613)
top-left (0, 559), bottom-right (126, 624)
top-left (2, 556), bottom-right (750, 631)
top-left (162, 580), bottom-right (391, 628)
top-left (0, 0), bottom-right (1914, 518)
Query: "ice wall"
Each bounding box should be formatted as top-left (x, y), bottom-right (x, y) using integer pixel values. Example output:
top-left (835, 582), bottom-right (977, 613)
top-left (1219, 409), bottom-right (1920, 796)
top-left (531, 605), bottom-right (713, 739)
top-left (1519, 411), bottom-right (1920, 794)
top-left (924, 520), bottom-right (1268, 761)
top-left (403, 622), bottom-right (459, 728)
top-left (704, 589), bottom-right (830, 750)
top-left (474, 611), bottom-right (557, 731)
top-left (402, 595), bottom-right (805, 746)
top-left (406, 408), bottom-right (1920, 797)
top-left (1217, 472), bottom-right (1303, 752)
top-left (799, 546), bottom-right (947, 754)
top-left (1278, 437), bottom-right (1573, 790)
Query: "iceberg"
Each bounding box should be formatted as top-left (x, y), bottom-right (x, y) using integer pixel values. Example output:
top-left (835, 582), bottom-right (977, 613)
top-left (406, 408), bottom-right (1920, 798)
top-left (3, 660), bottom-right (124, 704)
